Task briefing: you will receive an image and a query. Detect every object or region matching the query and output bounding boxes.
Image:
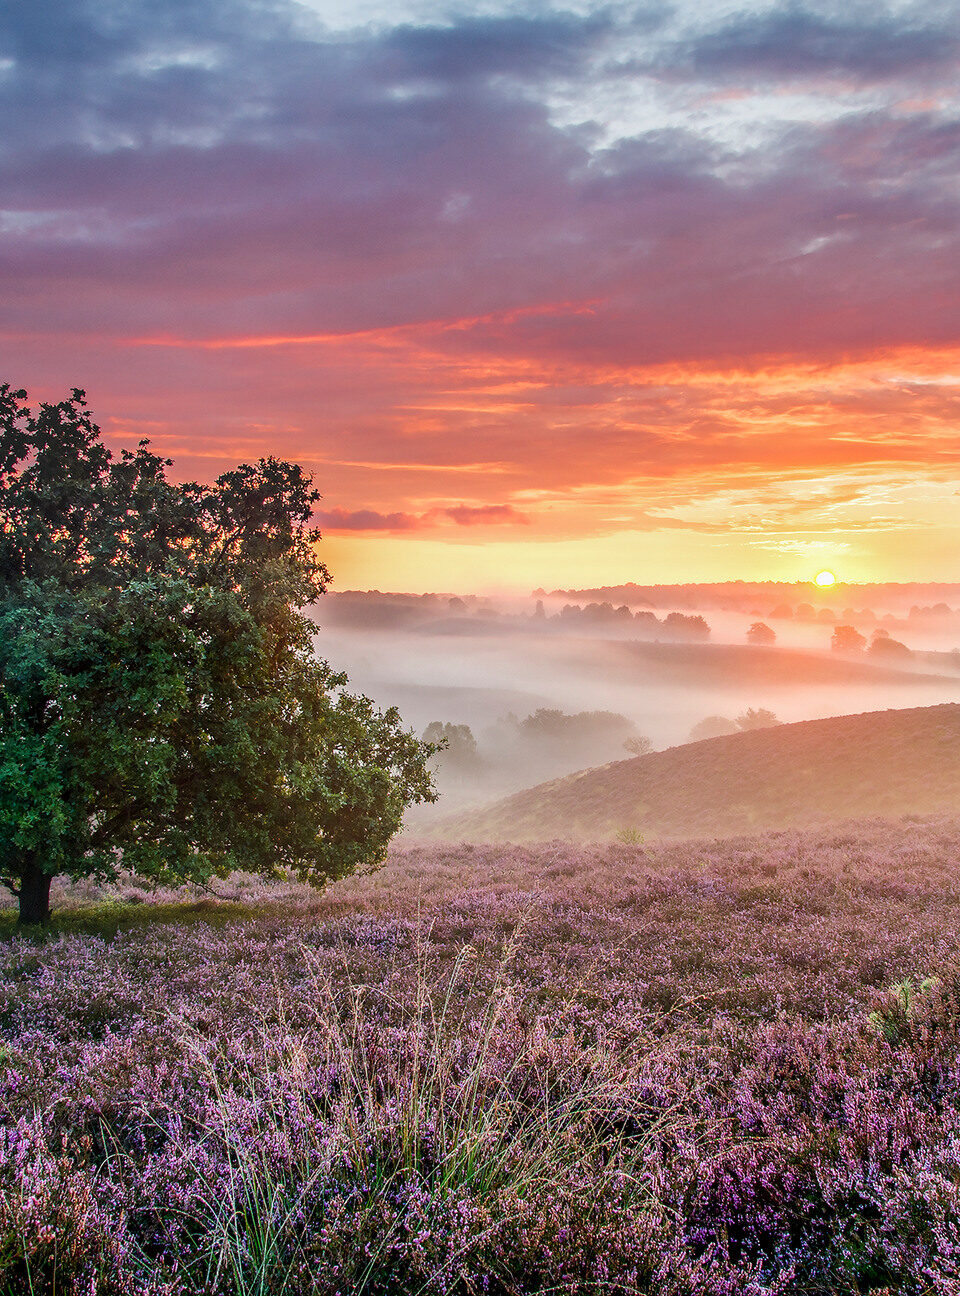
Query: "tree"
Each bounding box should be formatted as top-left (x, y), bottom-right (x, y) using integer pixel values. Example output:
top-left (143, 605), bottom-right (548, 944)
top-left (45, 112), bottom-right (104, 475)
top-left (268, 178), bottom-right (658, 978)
top-left (0, 385), bottom-right (437, 923)
top-left (868, 631), bottom-right (912, 660)
top-left (517, 708), bottom-right (636, 747)
top-left (746, 621), bottom-right (776, 646)
top-left (689, 715), bottom-right (738, 741)
top-left (735, 707), bottom-right (780, 731)
top-left (832, 625), bottom-right (867, 653)
top-left (662, 612), bottom-right (710, 641)
top-left (623, 735), bottom-right (653, 757)
top-left (422, 721), bottom-right (481, 773)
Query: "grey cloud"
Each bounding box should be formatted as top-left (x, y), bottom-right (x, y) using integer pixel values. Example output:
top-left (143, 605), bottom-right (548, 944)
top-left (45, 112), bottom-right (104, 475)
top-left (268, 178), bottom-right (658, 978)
top-left (667, 4), bottom-right (960, 84)
top-left (0, 0), bottom-right (958, 364)
top-left (380, 12), bottom-right (616, 81)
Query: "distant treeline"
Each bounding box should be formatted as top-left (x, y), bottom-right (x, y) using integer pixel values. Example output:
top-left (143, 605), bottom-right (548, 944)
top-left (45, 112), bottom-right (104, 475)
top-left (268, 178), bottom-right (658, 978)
top-left (541, 580), bottom-right (960, 613)
top-left (319, 591), bottom-right (709, 639)
top-left (317, 588), bottom-right (959, 641)
top-left (555, 603), bottom-right (710, 639)
top-left (319, 590), bottom-right (495, 629)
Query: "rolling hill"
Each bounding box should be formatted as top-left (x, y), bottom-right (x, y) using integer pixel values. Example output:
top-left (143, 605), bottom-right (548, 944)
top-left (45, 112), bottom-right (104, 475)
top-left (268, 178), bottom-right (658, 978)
top-left (435, 703), bottom-right (960, 841)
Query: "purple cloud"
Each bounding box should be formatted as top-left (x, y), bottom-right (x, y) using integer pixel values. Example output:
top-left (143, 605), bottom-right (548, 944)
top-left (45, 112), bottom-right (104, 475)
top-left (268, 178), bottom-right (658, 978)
top-left (1, 0), bottom-right (958, 365)
top-left (2, 0), bottom-right (960, 544)
top-left (316, 508), bottom-right (420, 531)
top-left (441, 503), bottom-right (530, 526)
top-left (317, 503), bottom-right (529, 531)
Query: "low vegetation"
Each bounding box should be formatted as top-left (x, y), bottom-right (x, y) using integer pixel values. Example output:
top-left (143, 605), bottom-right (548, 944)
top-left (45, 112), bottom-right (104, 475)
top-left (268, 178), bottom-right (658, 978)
top-left (5, 817), bottom-right (960, 1293)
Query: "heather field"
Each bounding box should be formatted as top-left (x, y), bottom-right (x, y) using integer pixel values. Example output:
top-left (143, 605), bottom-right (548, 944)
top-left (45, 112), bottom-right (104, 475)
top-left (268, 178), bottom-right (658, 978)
top-left (6, 819), bottom-right (960, 1294)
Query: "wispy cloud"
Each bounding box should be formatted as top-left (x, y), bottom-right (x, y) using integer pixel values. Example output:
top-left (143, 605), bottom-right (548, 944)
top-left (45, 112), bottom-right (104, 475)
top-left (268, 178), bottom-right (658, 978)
top-left (317, 502), bottom-right (530, 531)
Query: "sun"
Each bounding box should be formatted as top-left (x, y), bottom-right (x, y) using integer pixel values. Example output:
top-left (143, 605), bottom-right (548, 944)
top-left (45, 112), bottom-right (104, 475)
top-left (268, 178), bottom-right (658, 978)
top-left (814, 570), bottom-right (837, 588)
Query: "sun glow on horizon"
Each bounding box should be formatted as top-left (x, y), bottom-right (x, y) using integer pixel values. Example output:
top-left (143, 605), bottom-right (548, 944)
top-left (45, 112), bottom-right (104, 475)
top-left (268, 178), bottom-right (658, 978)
top-left (814, 570), bottom-right (838, 588)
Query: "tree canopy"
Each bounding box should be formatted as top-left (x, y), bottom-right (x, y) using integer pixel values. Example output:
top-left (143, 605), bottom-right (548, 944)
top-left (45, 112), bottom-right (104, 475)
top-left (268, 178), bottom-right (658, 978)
top-left (831, 624), bottom-right (867, 653)
top-left (746, 621), bottom-right (776, 646)
top-left (735, 707), bottom-right (780, 731)
top-left (0, 385), bottom-right (437, 923)
top-left (689, 715), bottom-right (738, 742)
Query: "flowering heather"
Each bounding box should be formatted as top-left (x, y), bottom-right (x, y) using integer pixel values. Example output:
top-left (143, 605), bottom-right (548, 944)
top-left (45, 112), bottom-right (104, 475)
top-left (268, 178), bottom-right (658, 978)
top-left (5, 817), bottom-right (960, 1292)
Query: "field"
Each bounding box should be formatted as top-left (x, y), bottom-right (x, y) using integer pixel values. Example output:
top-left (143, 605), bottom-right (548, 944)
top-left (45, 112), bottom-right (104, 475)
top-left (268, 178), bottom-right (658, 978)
top-left (441, 703), bottom-right (960, 841)
top-left (6, 817), bottom-right (960, 1294)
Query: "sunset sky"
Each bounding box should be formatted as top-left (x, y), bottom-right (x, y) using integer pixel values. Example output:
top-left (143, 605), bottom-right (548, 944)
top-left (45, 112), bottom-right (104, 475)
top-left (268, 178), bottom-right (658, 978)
top-left (3, 0), bottom-right (959, 590)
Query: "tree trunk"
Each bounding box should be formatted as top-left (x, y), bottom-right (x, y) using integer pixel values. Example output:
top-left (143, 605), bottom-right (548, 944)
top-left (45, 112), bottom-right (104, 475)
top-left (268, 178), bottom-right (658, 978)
top-left (18, 857), bottom-right (52, 925)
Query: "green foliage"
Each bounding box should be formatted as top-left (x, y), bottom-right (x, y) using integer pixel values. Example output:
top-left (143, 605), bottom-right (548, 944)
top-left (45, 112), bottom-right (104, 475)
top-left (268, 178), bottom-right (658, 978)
top-left (0, 384), bottom-right (437, 920)
top-left (614, 827), bottom-right (645, 845)
top-left (515, 707), bottom-right (635, 745)
top-left (870, 976), bottom-right (940, 1044)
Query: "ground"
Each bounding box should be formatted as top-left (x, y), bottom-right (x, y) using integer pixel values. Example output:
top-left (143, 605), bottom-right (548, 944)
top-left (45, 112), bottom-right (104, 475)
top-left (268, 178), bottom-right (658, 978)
top-left (4, 819), bottom-right (960, 1293)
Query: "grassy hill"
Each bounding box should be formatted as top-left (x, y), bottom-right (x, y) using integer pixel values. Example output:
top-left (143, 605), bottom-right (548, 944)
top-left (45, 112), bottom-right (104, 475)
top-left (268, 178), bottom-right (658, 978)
top-left (436, 702), bottom-right (960, 840)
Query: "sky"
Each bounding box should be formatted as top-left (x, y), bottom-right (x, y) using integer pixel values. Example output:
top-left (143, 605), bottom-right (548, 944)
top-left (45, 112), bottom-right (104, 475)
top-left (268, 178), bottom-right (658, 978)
top-left (2, 0), bottom-right (959, 591)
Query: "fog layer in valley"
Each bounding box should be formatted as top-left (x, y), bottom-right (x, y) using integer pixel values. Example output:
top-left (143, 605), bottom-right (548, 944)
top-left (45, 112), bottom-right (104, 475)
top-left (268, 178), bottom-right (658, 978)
top-left (311, 585), bottom-right (960, 823)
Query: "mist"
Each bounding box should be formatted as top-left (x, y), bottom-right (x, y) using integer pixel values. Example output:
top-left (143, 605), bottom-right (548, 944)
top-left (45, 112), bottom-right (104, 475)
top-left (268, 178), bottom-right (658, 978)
top-left (311, 586), bottom-right (960, 827)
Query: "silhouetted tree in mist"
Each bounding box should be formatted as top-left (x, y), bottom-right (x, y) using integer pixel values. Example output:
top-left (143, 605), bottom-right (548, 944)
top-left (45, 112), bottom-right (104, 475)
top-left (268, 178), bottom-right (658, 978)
top-left (736, 708), bottom-right (781, 731)
top-left (747, 622), bottom-right (776, 646)
top-left (832, 625), bottom-right (867, 653)
top-left (689, 715), bottom-right (739, 741)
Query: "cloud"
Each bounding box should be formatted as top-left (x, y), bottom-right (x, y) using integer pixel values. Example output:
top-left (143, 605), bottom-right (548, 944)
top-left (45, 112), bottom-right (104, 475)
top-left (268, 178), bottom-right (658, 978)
top-left (2, 0), bottom-right (958, 363)
top-left (668, 5), bottom-right (960, 85)
top-left (316, 507), bottom-right (420, 531)
top-left (2, 0), bottom-right (960, 573)
top-left (380, 12), bottom-right (617, 82)
top-left (441, 503), bottom-right (529, 526)
top-left (316, 503), bottom-right (530, 531)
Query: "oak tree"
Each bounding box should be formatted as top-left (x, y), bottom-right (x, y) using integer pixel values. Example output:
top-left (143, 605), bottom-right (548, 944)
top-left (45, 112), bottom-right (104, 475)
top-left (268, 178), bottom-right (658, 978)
top-left (0, 385), bottom-right (437, 923)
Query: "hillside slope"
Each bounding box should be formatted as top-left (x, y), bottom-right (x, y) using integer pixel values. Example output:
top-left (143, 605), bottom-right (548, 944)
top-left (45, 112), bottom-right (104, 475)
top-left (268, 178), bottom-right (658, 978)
top-left (437, 703), bottom-right (960, 840)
